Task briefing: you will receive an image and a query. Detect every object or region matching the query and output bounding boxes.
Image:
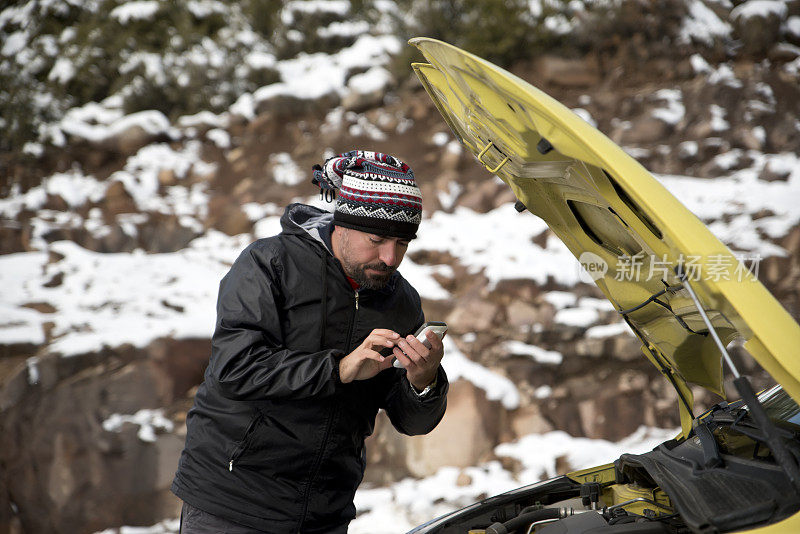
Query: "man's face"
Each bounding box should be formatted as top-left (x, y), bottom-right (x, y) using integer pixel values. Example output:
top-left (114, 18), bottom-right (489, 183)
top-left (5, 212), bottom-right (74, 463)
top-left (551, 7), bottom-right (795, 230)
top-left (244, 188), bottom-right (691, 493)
top-left (334, 227), bottom-right (410, 290)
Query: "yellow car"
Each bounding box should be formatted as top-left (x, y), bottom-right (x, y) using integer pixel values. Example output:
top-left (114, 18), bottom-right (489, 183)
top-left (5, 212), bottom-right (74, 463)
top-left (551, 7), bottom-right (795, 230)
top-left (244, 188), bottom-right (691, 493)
top-left (406, 38), bottom-right (800, 534)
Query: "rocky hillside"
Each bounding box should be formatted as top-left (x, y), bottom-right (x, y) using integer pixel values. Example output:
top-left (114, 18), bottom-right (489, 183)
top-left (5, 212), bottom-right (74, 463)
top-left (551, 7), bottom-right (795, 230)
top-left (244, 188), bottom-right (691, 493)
top-left (2, 0), bottom-right (800, 532)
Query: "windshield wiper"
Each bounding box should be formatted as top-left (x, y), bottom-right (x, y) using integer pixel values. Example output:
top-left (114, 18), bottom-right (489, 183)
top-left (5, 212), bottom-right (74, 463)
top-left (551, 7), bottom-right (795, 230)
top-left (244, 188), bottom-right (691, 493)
top-left (676, 266), bottom-right (800, 495)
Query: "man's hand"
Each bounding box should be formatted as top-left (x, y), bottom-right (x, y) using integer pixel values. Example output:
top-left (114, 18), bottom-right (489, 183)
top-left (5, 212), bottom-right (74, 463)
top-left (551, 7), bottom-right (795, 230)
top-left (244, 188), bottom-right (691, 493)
top-left (339, 329), bottom-right (399, 383)
top-left (392, 330), bottom-right (445, 391)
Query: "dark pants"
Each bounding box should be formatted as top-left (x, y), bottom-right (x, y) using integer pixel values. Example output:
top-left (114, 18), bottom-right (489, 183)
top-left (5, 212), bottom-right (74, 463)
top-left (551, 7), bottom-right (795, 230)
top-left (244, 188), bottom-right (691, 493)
top-left (179, 502), bottom-right (349, 534)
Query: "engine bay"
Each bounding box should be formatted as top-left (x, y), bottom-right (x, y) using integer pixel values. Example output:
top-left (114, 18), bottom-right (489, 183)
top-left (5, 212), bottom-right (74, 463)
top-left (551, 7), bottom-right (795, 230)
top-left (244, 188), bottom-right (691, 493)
top-left (412, 386), bottom-right (800, 534)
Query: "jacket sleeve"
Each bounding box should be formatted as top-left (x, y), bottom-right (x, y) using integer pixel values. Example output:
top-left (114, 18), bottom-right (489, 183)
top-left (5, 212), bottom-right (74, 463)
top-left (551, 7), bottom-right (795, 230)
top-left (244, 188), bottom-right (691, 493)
top-left (380, 308), bottom-right (449, 436)
top-left (382, 366), bottom-right (449, 436)
top-left (206, 241), bottom-right (343, 401)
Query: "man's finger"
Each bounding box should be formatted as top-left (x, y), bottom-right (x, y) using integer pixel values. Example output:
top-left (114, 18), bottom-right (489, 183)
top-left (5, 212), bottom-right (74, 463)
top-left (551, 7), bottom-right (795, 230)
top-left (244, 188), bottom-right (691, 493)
top-left (370, 329), bottom-right (400, 339)
top-left (365, 333), bottom-right (397, 350)
top-left (405, 334), bottom-right (430, 360)
top-left (363, 348), bottom-right (387, 363)
top-left (426, 330), bottom-right (444, 358)
top-left (377, 356), bottom-right (394, 371)
top-left (393, 347), bottom-right (413, 368)
top-left (397, 338), bottom-right (426, 367)
top-left (425, 330), bottom-right (447, 349)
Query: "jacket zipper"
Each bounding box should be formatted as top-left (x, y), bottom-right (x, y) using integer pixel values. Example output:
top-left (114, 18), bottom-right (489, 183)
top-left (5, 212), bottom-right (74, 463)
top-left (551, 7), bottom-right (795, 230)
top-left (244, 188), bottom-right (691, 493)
top-left (344, 290), bottom-right (359, 349)
top-left (296, 405), bottom-right (336, 532)
top-left (228, 413), bottom-right (262, 472)
top-left (297, 289), bottom-right (359, 531)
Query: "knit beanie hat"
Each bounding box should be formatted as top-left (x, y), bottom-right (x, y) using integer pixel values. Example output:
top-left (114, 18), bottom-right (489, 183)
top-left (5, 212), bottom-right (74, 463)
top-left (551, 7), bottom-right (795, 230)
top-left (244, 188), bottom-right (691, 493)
top-left (312, 150), bottom-right (422, 240)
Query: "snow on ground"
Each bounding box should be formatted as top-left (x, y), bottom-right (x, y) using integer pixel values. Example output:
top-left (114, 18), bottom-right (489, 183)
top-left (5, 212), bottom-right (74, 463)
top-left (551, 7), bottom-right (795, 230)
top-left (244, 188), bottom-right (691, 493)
top-left (0, 231), bottom-right (249, 355)
top-left (110, 1), bottom-right (161, 25)
top-left (571, 107), bottom-right (597, 127)
top-left (730, 0), bottom-right (788, 21)
top-left (679, 0), bottom-right (732, 45)
top-left (414, 204), bottom-right (579, 288)
top-left (245, 34), bottom-right (400, 110)
top-left (440, 337), bottom-right (520, 409)
top-left (503, 340), bottom-right (563, 364)
top-left (651, 89), bottom-right (685, 126)
top-left (585, 322), bottom-right (633, 339)
top-left (0, 301), bottom-right (46, 345)
top-left (102, 409), bottom-right (174, 443)
top-left (554, 306), bottom-right (600, 328)
top-left (113, 141), bottom-right (215, 217)
top-left (94, 519), bottom-right (180, 534)
top-left (267, 152), bottom-right (304, 186)
top-left (0, 170), bottom-right (106, 219)
top-left (399, 259), bottom-right (453, 301)
top-left (657, 151), bottom-right (800, 257)
top-left (494, 426), bottom-right (679, 481)
top-left (59, 106), bottom-right (175, 147)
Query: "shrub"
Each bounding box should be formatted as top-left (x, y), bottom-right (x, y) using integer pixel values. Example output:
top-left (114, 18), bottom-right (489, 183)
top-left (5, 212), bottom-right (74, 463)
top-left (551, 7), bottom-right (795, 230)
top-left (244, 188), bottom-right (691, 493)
top-left (0, 0), bottom-right (282, 153)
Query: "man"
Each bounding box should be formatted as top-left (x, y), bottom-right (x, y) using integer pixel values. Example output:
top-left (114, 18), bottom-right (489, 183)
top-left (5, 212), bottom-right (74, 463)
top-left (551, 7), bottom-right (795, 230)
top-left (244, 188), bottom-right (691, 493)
top-left (171, 150), bottom-right (449, 533)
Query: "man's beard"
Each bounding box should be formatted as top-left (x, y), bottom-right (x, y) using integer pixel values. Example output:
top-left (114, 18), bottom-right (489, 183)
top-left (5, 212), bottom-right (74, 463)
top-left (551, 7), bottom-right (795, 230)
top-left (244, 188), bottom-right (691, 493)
top-left (344, 260), bottom-right (395, 290)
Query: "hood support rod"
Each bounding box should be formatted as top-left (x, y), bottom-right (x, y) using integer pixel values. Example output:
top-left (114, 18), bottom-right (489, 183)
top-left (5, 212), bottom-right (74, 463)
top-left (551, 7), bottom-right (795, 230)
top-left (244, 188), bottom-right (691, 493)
top-left (676, 271), bottom-right (740, 379)
top-left (677, 267), bottom-right (800, 494)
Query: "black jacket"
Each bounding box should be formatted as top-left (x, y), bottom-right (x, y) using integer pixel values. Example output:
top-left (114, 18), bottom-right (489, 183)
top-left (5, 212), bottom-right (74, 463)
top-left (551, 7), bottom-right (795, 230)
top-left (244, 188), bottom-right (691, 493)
top-left (171, 204), bottom-right (448, 533)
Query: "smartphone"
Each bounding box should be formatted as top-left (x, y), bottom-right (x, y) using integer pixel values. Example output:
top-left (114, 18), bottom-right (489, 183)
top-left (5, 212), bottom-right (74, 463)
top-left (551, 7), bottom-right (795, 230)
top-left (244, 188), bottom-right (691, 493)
top-left (392, 321), bottom-right (448, 368)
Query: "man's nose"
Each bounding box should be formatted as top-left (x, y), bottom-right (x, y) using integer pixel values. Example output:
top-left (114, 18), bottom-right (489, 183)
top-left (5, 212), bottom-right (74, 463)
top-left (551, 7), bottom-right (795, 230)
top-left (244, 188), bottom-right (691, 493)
top-left (378, 242), bottom-right (398, 267)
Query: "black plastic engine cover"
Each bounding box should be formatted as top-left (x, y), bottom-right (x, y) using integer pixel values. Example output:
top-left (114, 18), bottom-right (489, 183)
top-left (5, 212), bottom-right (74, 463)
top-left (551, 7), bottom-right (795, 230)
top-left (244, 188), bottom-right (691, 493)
top-left (617, 436), bottom-right (800, 533)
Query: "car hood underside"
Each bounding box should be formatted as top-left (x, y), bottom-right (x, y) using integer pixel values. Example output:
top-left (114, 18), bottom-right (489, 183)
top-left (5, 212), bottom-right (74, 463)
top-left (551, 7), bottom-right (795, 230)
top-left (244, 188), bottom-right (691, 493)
top-left (409, 37), bottom-right (800, 434)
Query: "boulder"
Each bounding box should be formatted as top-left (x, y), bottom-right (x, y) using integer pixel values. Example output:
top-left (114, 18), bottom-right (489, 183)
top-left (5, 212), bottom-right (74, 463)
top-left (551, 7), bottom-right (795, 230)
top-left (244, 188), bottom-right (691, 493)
top-left (363, 412), bottom-right (413, 485)
top-left (366, 380), bottom-right (509, 482)
top-left (73, 111), bottom-right (172, 157)
top-left (535, 56), bottom-right (601, 87)
top-left (157, 169), bottom-right (177, 187)
top-left (510, 404), bottom-right (554, 439)
top-left (0, 356), bottom-right (181, 534)
top-left (446, 299), bottom-right (500, 334)
top-left (506, 301), bottom-right (554, 329)
top-left (112, 124), bottom-right (155, 156)
top-left (439, 145), bottom-right (461, 173)
top-left (731, 2), bottom-right (786, 56)
top-left (94, 224), bottom-right (139, 254)
top-left (577, 390), bottom-right (650, 440)
top-left (146, 338), bottom-right (210, 399)
top-left (620, 116), bottom-right (672, 145)
top-left (254, 92), bottom-right (340, 120)
top-left (102, 181), bottom-right (137, 216)
top-left (341, 88), bottom-right (384, 113)
top-left (759, 161), bottom-right (792, 182)
top-left (206, 196), bottom-right (252, 237)
top-left (403, 380), bottom-right (505, 477)
top-left (138, 215), bottom-right (200, 253)
top-left (768, 42), bottom-right (800, 62)
top-left (0, 225), bottom-right (26, 255)
top-left (457, 180), bottom-right (506, 213)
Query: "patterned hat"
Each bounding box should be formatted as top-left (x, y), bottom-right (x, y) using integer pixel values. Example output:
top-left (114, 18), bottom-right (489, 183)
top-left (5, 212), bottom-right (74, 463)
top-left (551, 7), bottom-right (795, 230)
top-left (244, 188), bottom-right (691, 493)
top-left (312, 150), bottom-right (422, 239)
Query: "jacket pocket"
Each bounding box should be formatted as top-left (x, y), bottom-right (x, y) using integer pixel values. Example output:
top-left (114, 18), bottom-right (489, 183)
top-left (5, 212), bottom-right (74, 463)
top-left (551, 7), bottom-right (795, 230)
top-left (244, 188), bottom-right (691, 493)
top-left (228, 412), bottom-right (263, 472)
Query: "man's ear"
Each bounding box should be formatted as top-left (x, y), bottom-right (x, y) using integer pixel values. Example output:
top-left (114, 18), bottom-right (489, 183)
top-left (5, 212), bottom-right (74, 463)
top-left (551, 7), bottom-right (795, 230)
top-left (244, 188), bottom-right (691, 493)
top-left (330, 225), bottom-right (344, 260)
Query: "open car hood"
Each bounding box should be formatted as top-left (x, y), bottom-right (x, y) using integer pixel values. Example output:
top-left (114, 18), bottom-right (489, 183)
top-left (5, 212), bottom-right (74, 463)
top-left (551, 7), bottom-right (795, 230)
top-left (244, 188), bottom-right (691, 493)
top-left (410, 38), bottom-right (800, 433)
